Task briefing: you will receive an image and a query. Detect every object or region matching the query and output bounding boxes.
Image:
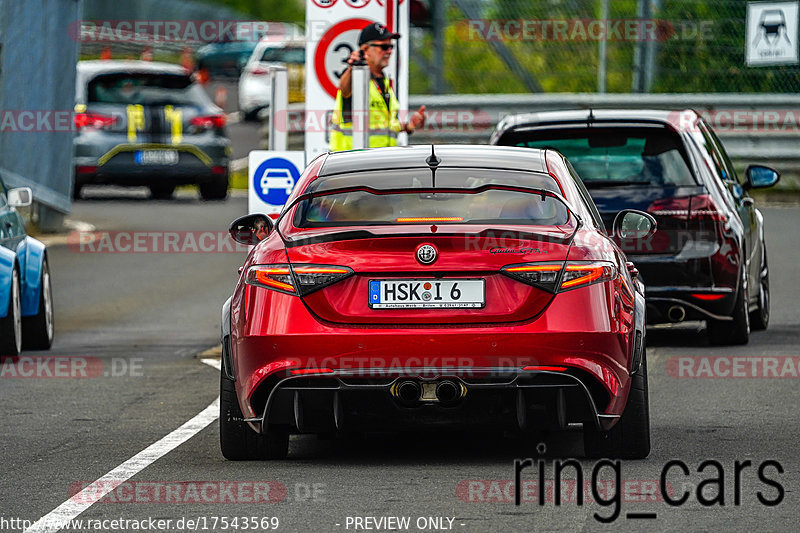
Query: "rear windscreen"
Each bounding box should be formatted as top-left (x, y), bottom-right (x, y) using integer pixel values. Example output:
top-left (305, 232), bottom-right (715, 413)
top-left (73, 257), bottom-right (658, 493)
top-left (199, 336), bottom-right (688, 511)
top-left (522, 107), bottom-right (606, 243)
top-left (507, 127), bottom-right (696, 186)
top-left (87, 73), bottom-right (210, 106)
top-left (261, 47), bottom-right (305, 63)
top-left (294, 189), bottom-right (569, 228)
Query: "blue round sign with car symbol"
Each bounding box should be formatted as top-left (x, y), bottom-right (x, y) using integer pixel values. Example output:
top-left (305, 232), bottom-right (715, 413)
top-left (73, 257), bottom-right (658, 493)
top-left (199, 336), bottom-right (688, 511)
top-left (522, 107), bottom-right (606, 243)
top-left (252, 157), bottom-right (300, 207)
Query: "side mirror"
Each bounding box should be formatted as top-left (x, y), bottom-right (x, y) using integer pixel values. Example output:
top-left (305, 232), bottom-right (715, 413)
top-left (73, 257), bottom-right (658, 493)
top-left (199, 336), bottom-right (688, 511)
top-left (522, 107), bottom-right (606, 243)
top-left (228, 213), bottom-right (273, 245)
top-left (745, 165), bottom-right (780, 190)
top-left (613, 209), bottom-right (657, 240)
top-left (7, 187), bottom-right (32, 207)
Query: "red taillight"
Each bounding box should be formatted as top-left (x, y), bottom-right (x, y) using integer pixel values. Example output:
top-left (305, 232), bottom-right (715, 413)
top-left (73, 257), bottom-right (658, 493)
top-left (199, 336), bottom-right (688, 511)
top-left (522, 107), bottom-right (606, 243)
top-left (75, 165), bottom-right (97, 175)
top-left (249, 66), bottom-right (269, 76)
top-left (211, 165), bottom-right (227, 175)
top-left (691, 293), bottom-right (727, 301)
top-left (502, 261), bottom-right (617, 293)
top-left (648, 195), bottom-right (726, 222)
top-left (523, 365), bottom-right (568, 372)
top-left (648, 196), bottom-right (691, 220)
top-left (190, 114), bottom-right (226, 129)
top-left (250, 266), bottom-right (295, 294)
top-left (74, 112), bottom-right (117, 130)
top-left (245, 264), bottom-right (354, 296)
top-left (689, 194), bottom-right (727, 222)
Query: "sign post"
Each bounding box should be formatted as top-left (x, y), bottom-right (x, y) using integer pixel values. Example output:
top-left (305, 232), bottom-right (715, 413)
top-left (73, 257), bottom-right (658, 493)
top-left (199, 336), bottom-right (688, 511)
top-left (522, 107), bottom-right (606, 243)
top-left (268, 66), bottom-right (289, 151)
top-left (248, 150), bottom-right (305, 216)
top-left (305, 0), bottom-right (409, 160)
top-left (746, 1), bottom-right (799, 66)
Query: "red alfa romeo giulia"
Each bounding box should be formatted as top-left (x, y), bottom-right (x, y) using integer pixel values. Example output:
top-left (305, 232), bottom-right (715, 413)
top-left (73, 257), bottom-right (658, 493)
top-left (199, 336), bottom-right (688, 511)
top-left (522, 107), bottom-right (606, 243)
top-left (220, 145), bottom-right (655, 460)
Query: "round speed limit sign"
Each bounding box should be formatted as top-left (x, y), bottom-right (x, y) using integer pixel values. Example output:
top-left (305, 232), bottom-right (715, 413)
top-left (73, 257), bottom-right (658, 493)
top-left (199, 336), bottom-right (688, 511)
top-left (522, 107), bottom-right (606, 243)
top-left (313, 18), bottom-right (374, 99)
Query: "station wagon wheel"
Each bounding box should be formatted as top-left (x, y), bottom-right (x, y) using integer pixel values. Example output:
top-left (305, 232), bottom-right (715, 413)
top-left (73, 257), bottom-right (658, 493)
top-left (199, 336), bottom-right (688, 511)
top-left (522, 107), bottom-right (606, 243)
top-left (149, 184), bottom-right (176, 200)
top-left (708, 266), bottom-right (750, 345)
top-left (750, 248), bottom-right (770, 331)
top-left (0, 267), bottom-right (22, 356)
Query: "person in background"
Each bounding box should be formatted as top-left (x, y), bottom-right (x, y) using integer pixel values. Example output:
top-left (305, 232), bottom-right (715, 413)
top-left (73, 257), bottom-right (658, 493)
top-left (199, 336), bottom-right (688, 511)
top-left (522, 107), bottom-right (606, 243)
top-left (329, 22), bottom-right (426, 151)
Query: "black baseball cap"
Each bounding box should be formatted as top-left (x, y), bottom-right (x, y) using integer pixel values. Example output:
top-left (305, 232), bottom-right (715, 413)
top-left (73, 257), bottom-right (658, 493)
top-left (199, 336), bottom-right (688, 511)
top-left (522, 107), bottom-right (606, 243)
top-left (358, 22), bottom-right (400, 46)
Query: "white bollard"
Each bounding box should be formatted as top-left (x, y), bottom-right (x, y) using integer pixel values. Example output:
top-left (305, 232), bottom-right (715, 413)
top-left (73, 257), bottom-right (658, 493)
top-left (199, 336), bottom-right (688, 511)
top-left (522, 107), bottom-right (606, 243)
top-left (350, 64), bottom-right (370, 149)
top-left (268, 66), bottom-right (288, 151)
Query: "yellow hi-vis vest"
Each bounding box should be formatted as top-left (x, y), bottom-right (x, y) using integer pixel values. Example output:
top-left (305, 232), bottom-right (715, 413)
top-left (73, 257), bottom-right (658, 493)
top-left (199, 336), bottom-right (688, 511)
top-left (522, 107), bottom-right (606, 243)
top-left (329, 77), bottom-right (402, 151)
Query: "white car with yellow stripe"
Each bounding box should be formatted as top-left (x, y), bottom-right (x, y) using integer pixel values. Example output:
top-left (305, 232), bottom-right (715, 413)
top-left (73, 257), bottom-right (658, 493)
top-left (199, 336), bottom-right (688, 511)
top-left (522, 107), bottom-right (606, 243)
top-left (73, 60), bottom-right (231, 200)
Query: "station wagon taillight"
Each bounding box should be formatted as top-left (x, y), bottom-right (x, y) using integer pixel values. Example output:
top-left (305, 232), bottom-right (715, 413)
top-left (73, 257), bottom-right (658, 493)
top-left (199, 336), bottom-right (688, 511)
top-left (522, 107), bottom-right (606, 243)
top-left (648, 195), bottom-right (726, 223)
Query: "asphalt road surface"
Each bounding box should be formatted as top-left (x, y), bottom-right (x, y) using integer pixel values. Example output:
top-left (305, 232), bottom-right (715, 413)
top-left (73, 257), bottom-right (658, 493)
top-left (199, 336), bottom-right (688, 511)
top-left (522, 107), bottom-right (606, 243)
top-left (1, 190), bottom-right (799, 532)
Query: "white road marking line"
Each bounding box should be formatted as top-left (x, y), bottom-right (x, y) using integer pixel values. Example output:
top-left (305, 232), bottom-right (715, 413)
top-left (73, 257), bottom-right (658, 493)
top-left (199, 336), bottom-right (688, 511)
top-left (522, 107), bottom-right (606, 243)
top-left (24, 359), bottom-right (222, 533)
top-left (201, 358), bottom-right (222, 371)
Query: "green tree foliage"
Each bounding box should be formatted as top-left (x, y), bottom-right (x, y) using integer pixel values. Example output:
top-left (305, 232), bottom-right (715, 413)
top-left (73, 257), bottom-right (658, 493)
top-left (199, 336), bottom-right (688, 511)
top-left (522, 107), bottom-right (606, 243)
top-left (197, 0), bottom-right (304, 24)
top-left (413, 0), bottom-right (800, 94)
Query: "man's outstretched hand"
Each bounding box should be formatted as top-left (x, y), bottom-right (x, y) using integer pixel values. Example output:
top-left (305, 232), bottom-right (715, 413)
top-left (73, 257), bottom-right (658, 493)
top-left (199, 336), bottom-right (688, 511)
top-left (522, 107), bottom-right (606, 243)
top-left (408, 105), bottom-right (426, 132)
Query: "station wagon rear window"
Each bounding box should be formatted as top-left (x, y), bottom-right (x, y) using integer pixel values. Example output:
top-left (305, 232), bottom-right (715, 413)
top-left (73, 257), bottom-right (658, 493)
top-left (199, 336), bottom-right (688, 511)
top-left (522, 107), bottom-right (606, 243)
top-left (510, 127), bottom-right (697, 187)
top-left (88, 73), bottom-right (209, 106)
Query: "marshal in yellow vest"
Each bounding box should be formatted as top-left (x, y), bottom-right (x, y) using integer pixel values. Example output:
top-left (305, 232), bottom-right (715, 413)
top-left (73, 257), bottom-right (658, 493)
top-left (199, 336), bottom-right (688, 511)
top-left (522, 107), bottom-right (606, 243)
top-left (329, 78), bottom-right (402, 151)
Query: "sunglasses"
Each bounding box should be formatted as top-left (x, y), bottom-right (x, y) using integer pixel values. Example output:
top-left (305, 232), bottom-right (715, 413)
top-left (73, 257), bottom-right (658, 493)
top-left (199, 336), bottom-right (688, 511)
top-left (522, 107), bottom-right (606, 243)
top-left (369, 43), bottom-right (394, 51)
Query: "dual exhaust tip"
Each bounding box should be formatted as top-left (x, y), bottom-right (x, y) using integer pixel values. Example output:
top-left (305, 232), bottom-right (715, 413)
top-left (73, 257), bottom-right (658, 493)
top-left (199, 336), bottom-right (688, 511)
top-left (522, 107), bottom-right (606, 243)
top-left (394, 379), bottom-right (465, 406)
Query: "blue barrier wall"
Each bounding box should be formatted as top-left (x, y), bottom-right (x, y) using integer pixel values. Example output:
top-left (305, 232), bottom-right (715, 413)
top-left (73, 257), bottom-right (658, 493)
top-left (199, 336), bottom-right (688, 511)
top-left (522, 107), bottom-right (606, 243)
top-left (0, 0), bottom-right (81, 214)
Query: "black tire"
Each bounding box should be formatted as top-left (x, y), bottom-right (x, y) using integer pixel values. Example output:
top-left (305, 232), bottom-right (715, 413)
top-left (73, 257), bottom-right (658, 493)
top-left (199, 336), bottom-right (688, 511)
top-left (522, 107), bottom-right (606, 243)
top-left (750, 249), bottom-right (769, 331)
top-left (584, 349), bottom-right (651, 459)
top-left (22, 257), bottom-right (54, 350)
top-left (220, 369), bottom-right (289, 460)
top-left (243, 108), bottom-right (262, 122)
top-left (707, 268), bottom-right (750, 345)
top-left (0, 267), bottom-right (22, 356)
top-left (149, 184), bottom-right (176, 200)
top-left (200, 174), bottom-right (229, 201)
top-left (72, 182), bottom-right (83, 201)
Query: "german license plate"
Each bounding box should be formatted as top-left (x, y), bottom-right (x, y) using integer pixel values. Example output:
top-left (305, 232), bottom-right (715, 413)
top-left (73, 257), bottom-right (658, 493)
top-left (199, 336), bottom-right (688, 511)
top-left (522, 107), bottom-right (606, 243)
top-left (369, 279), bottom-right (485, 309)
top-left (135, 150), bottom-right (179, 165)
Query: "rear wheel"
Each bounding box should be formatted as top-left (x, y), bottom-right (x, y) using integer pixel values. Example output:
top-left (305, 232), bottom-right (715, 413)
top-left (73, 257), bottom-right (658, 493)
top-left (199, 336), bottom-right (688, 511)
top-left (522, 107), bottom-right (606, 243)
top-left (243, 108), bottom-right (263, 122)
top-left (72, 181), bottom-right (83, 200)
top-left (750, 251), bottom-right (769, 331)
top-left (200, 174), bottom-right (229, 201)
top-left (584, 349), bottom-right (650, 459)
top-left (149, 184), bottom-right (175, 200)
top-left (22, 257), bottom-right (54, 350)
top-left (0, 268), bottom-right (22, 356)
top-left (220, 369), bottom-right (289, 460)
top-left (708, 268), bottom-right (750, 345)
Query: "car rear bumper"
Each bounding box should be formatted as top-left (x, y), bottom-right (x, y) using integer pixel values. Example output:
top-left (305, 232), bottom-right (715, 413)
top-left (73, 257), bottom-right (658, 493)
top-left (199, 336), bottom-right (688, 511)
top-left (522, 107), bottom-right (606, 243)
top-left (629, 251), bottom-right (739, 324)
top-left (229, 286), bottom-right (637, 433)
top-left (243, 367), bottom-right (621, 436)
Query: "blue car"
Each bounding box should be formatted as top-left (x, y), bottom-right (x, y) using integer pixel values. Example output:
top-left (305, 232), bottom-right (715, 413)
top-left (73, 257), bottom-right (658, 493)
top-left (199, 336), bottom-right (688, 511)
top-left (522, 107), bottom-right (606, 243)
top-left (0, 177), bottom-right (54, 356)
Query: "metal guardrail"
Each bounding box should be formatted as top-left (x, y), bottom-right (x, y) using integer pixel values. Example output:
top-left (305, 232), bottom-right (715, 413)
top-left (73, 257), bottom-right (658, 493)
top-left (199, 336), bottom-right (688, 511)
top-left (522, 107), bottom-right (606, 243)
top-left (264, 94), bottom-right (800, 180)
top-left (406, 94), bottom-right (800, 169)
